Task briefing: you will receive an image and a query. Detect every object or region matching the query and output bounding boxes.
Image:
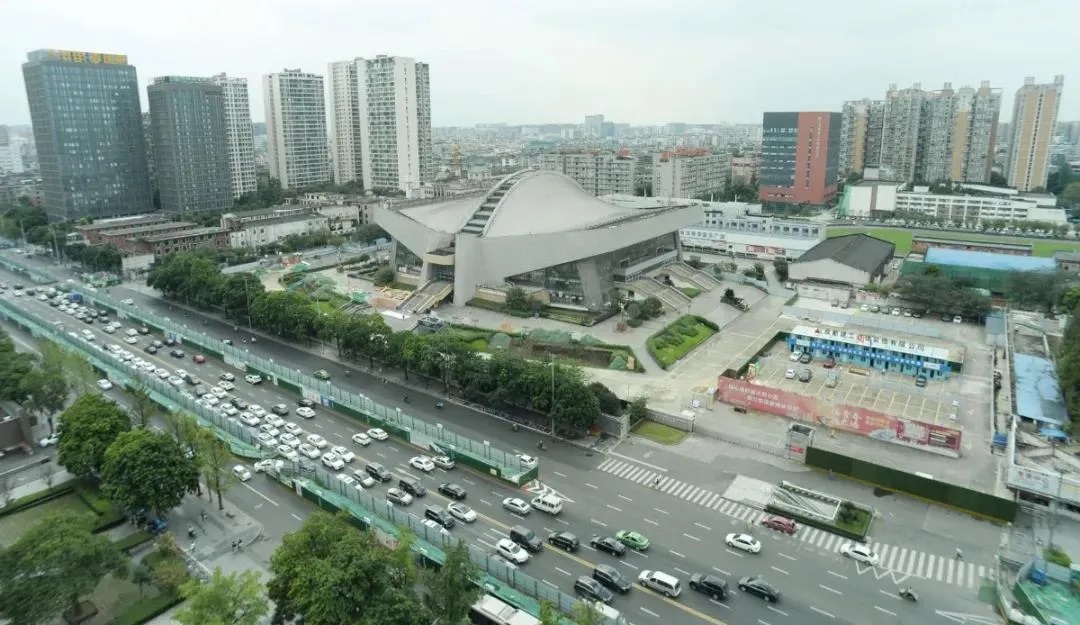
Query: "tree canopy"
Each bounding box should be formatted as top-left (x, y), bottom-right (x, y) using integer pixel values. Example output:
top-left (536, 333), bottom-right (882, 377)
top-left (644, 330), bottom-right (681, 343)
top-left (56, 394), bottom-right (132, 477)
top-left (421, 540), bottom-right (482, 624)
top-left (146, 252), bottom-right (615, 431)
top-left (175, 568), bottom-right (269, 625)
top-left (892, 273), bottom-right (991, 318)
top-left (100, 428), bottom-right (200, 515)
top-left (267, 512), bottom-right (429, 625)
top-left (0, 512), bottom-right (128, 625)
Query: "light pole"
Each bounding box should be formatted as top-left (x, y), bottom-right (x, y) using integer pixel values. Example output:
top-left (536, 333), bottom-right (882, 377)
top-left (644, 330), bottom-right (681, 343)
top-left (549, 355), bottom-right (556, 435)
top-left (1047, 466), bottom-right (1068, 552)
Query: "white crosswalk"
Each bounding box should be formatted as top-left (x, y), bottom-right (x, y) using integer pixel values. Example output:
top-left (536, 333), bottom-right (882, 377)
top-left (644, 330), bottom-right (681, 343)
top-left (596, 458), bottom-right (994, 588)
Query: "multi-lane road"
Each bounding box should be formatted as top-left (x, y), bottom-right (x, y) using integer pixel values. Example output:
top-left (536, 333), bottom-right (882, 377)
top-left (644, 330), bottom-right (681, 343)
top-left (0, 257), bottom-right (998, 625)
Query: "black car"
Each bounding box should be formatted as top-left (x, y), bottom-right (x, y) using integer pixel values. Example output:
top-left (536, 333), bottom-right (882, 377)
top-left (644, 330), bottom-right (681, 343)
top-left (271, 404), bottom-right (289, 416)
top-left (592, 564), bottom-right (632, 594)
top-left (510, 525), bottom-right (543, 553)
top-left (170, 349), bottom-right (186, 358)
top-left (231, 397), bottom-right (248, 409)
top-left (437, 483), bottom-right (467, 500)
top-left (424, 506), bottom-right (456, 530)
top-left (590, 535), bottom-right (627, 557)
top-left (573, 577), bottom-right (613, 605)
top-left (547, 531), bottom-right (579, 553)
top-left (689, 573), bottom-right (728, 601)
top-left (297, 398), bottom-right (316, 408)
top-left (738, 576), bottom-right (780, 603)
top-left (366, 462), bottom-right (392, 483)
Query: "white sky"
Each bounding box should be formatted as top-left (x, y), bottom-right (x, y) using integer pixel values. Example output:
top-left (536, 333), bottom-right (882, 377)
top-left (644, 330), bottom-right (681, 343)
top-left (0, 0), bottom-right (1075, 126)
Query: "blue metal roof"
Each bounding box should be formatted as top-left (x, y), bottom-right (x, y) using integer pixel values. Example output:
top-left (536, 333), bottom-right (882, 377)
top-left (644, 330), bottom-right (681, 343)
top-left (925, 248), bottom-right (1056, 272)
top-left (1013, 354), bottom-right (1067, 426)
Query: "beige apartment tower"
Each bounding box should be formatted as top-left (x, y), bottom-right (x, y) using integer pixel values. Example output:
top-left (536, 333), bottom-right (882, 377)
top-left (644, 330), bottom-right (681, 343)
top-left (263, 69), bottom-right (331, 189)
top-left (1006, 75), bottom-right (1065, 192)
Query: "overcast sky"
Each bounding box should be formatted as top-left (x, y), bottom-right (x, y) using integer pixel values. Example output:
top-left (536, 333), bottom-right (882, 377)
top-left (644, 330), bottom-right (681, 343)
top-left (1, 0), bottom-right (1076, 127)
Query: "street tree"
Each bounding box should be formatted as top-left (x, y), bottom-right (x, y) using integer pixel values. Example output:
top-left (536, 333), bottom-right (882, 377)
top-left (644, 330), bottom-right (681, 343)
top-left (61, 351), bottom-right (98, 395)
top-left (0, 330), bottom-right (37, 403)
top-left (0, 511), bottom-right (128, 625)
top-left (1063, 181), bottom-right (1080, 206)
top-left (267, 512), bottom-right (427, 625)
top-left (194, 428), bottom-right (234, 510)
top-left (101, 428), bottom-right (200, 516)
top-left (128, 376), bottom-right (158, 428)
top-left (56, 394), bottom-right (131, 477)
top-left (21, 341), bottom-right (69, 433)
top-left (422, 540), bottom-right (481, 624)
top-left (538, 601), bottom-right (561, 625)
top-left (588, 382), bottom-right (622, 415)
top-left (372, 266), bottom-right (395, 286)
top-left (571, 601), bottom-right (603, 625)
top-left (175, 568), bottom-right (269, 625)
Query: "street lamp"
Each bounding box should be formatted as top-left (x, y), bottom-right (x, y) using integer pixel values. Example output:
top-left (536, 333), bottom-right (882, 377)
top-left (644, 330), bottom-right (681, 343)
top-left (548, 355), bottom-right (556, 435)
top-left (1047, 466), bottom-right (1069, 553)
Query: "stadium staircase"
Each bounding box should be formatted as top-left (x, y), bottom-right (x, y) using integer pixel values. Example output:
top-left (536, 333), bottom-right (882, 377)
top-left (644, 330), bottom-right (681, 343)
top-left (666, 262), bottom-right (722, 291)
top-left (621, 278), bottom-right (692, 311)
top-left (459, 171), bottom-right (529, 235)
top-left (399, 281), bottom-right (454, 314)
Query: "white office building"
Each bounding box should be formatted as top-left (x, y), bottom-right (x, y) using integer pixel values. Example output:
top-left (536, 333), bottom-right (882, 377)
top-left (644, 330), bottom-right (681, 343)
top-left (844, 181), bottom-right (1067, 225)
top-left (212, 74), bottom-right (257, 199)
top-left (679, 201), bottom-right (826, 261)
top-left (263, 69), bottom-right (331, 189)
top-left (327, 55), bottom-right (433, 196)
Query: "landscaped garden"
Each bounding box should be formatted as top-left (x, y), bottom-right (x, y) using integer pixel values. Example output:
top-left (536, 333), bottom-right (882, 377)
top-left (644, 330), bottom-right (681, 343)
top-left (632, 420), bottom-right (689, 445)
top-left (645, 315), bottom-right (719, 370)
top-left (447, 325), bottom-right (645, 372)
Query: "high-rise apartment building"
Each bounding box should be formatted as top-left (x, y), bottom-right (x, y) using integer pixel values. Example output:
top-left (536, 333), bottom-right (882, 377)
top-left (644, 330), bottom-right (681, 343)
top-left (537, 152), bottom-right (635, 196)
top-left (212, 73), bottom-right (257, 199)
top-left (22, 49), bottom-right (152, 221)
top-left (148, 76), bottom-right (231, 213)
top-left (0, 125), bottom-right (23, 174)
top-left (839, 99), bottom-right (885, 176)
top-left (1006, 76), bottom-right (1065, 192)
top-left (327, 55), bottom-right (433, 195)
top-left (652, 150), bottom-right (729, 199)
top-left (872, 82), bottom-right (1000, 184)
top-left (759, 112), bottom-right (841, 208)
top-left (584, 114), bottom-right (605, 138)
top-left (263, 69), bottom-right (331, 189)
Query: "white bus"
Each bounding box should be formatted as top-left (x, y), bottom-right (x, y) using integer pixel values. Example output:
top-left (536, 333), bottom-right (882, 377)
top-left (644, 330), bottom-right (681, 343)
top-left (469, 594), bottom-right (541, 625)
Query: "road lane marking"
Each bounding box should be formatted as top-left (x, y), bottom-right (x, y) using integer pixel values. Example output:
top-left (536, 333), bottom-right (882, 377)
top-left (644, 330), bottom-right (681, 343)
top-left (674, 567), bottom-right (690, 576)
top-left (874, 606), bottom-right (897, 617)
top-left (683, 533), bottom-right (700, 541)
top-left (725, 549), bottom-right (744, 558)
top-left (478, 499), bottom-right (492, 507)
top-left (712, 566), bottom-right (730, 576)
top-left (462, 478), bottom-right (476, 485)
top-left (778, 552), bottom-right (796, 561)
top-left (491, 491), bottom-right (503, 498)
top-left (766, 606), bottom-right (788, 617)
top-left (709, 598), bottom-right (730, 609)
top-left (290, 513), bottom-right (303, 521)
top-left (695, 522), bottom-right (712, 531)
top-left (639, 607), bottom-right (659, 618)
top-left (620, 561), bottom-right (639, 570)
top-left (770, 566), bottom-right (789, 575)
top-left (643, 518), bottom-right (659, 526)
top-left (827, 570), bottom-right (848, 580)
top-left (606, 504), bottom-right (623, 513)
top-left (388, 445), bottom-right (399, 452)
top-left (607, 451), bottom-right (668, 472)
top-left (757, 620), bottom-right (771, 625)
top-left (670, 550), bottom-right (685, 558)
top-left (554, 567), bottom-right (571, 576)
top-left (585, 483), bottom-right (598, 489)
top-left (810, 607), bottom-right (835, 619)
top-left (241, 483), bottom-right (279, 506)
top-left (591, 518), bottom-right (608, 528)
top-left (553, 471), bottom-right (567, 478)
top-left (477, 539), bottom-right (495, 549)
top-left (820, 584), bottom-right (843, 595)
top-left (556, 519), bottom-right (570, 526)
top-left (618, 494), bottom-right (632, 502)
top-left (332, 432), bottom-right (344, 438)
top-left (879, 589), bottom-right (899, 599)
top-left (375, 452), bottom-right (386, 458)
top-left (654, 508), bottom-right (669, 515)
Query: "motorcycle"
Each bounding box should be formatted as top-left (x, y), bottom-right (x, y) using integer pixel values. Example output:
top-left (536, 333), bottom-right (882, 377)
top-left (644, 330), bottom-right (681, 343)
top-left (435, 400), bottom-right (444, 409)
top-left (402, 394), bottom-right (410, 403)
top-left (537, 441), bottom-right (545, 451)
top-left (898, 588), bottom-right (918, 603)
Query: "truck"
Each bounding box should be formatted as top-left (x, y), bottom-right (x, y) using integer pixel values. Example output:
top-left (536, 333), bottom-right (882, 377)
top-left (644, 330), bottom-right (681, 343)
top-left (66, 291), bottom-right (83, 304)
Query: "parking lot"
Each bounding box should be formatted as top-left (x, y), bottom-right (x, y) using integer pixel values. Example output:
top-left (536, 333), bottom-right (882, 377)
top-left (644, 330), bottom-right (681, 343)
top-left (754, 347), bottom-right (968, 426)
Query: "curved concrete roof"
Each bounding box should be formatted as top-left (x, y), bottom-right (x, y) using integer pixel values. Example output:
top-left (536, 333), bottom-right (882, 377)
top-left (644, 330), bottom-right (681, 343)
top-left (477, 170), bottom-right (641, 237)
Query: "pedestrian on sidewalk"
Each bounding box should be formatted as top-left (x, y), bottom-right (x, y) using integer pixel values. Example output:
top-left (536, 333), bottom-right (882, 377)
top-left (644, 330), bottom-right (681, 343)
top-left (200, 511), bottom-right (208, 522)
top-left (230, 540), bottom-right (238, 551)
top-left (955, 547), bottom-right (963, 560)
top-left (236, 538), bottom-right (244, 551)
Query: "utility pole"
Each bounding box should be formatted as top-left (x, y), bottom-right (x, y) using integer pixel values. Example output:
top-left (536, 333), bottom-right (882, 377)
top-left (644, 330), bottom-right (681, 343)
top-left (1047, 465), bottom-right (1068, 552)
top-left (549, 355), bottom-right (556, 435)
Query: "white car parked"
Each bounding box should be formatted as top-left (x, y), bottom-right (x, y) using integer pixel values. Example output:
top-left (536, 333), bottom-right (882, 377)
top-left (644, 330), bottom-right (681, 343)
top-left (321, 453), bottom-right (345, 470)
top-left (211, 386), bottom-right (228, 398)
top-left (283, 422), bottom-right (303, 435)
top-left (264, 414), bottom-right (285, 428)
top-left (239, 412), bottom-right (260, 427)
top-left (277, 445), bottom-right (300, 462)
top-left (256, 432), bottom-right (277, 447)
top-left (502, 497), bottom-right (531, 516)
top-left (448, 502), bottom-right (477, 523)
top-left (96, 379), bottom-right (113, 391)
top-left (249, 405), bottom-right (266, 418)
top-left (296, 406), bottom-right (316, 419)
top-left (495, 538), bottom-right (529, 564)
top-left (298, 443), bottom-right (321, 459)
top-left (351, 432), bottom-right (372, 446)
top-left (244, 374), bottom-right (262, 384)
top-left (367, 428), bottom-right (388, 441)
top-left (259, 424), bottom-right (280, 438)
top-left (306, 434), bottom-right (328, 449)
top-left (232, 465), bottom-right (253, 482)
top-left (330, 446), bottom-right (355, 463)
top-left (218, 380), bottom-right (235, 391)
top-left (279, 433), bottom-right (301, 448)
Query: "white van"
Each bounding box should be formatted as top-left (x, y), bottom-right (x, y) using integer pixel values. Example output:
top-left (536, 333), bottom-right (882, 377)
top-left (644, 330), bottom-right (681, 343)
top-left (530, 493), bottom-right (564, 515)
top-left (637, 570), bottom-right (682, 598)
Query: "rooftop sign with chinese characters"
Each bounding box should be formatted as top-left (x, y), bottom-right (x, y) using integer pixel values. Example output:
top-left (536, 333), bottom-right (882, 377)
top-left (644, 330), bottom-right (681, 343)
top-left (790, 324), bottom-right (961, 364)
top-left (45, 49), bottom-right (128, 65)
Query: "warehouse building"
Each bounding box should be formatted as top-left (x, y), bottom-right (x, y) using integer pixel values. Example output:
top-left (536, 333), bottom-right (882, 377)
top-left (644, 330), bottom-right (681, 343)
top-left (900, 248), bottom-right (1056, 294)
top-left (788, 234), bottom-right (895, 286)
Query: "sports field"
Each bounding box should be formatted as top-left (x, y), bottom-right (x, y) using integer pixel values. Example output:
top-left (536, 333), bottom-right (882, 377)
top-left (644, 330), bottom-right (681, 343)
top-left (827, 226), bottom-right (1080, 257)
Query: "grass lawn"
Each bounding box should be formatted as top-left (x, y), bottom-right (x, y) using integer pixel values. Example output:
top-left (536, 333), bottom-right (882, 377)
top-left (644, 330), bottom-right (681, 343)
top-left (646, 315), bottom-right (718, 369)
top-left (680, 286), bottom-right (702, 299)
top-left (834, 506), bottom-right (874, 538)
top-left (0, 493), bottom-right (92, 547)
top-left (632, 421), bottom-right (688, 445)
top-left (827, 226), bottom-right (1080, 258)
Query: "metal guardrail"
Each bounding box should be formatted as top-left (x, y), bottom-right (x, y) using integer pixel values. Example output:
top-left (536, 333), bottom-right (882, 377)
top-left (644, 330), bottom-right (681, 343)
top-left (12, 258), bottom-right (528, 478)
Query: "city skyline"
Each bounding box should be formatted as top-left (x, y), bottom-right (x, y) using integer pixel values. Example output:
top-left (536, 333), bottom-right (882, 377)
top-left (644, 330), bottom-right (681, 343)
top-left (0, 0), bottom-right (1076, 127)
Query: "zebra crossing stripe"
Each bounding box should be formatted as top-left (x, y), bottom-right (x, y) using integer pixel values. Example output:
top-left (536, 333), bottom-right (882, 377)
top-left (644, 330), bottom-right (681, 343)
top-left (946, 558), bottom-right (955, 584)
top-left (703, 493), bottom-right (720, 508)
top-left (924, 554), bottom-right (936, 578)
top-left (915, 552), bottom-right (925, 577)
top-left (685, 487), bottom-right (702, 501)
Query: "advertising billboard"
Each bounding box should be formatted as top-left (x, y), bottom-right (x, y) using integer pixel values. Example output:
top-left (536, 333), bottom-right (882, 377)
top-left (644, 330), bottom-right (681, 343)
top-left (715, 377), bottom-right (962, 454)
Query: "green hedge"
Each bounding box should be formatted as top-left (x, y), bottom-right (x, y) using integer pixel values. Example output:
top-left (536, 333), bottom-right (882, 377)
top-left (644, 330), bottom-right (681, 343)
top-left (805, 447), bottom-right (1017, 522)
top-left (106, 592), bottom-right (183, 625)
top-left (646, 315), bottom-right (718, 370)
top-left (0, 480), bottom-right (77, 519)
top-left (763, 502), bottom-right (872, 541)
top-left (113, 530), bottom-right (155, 554)
top-left (74, 482), bottom-right (126, 532)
